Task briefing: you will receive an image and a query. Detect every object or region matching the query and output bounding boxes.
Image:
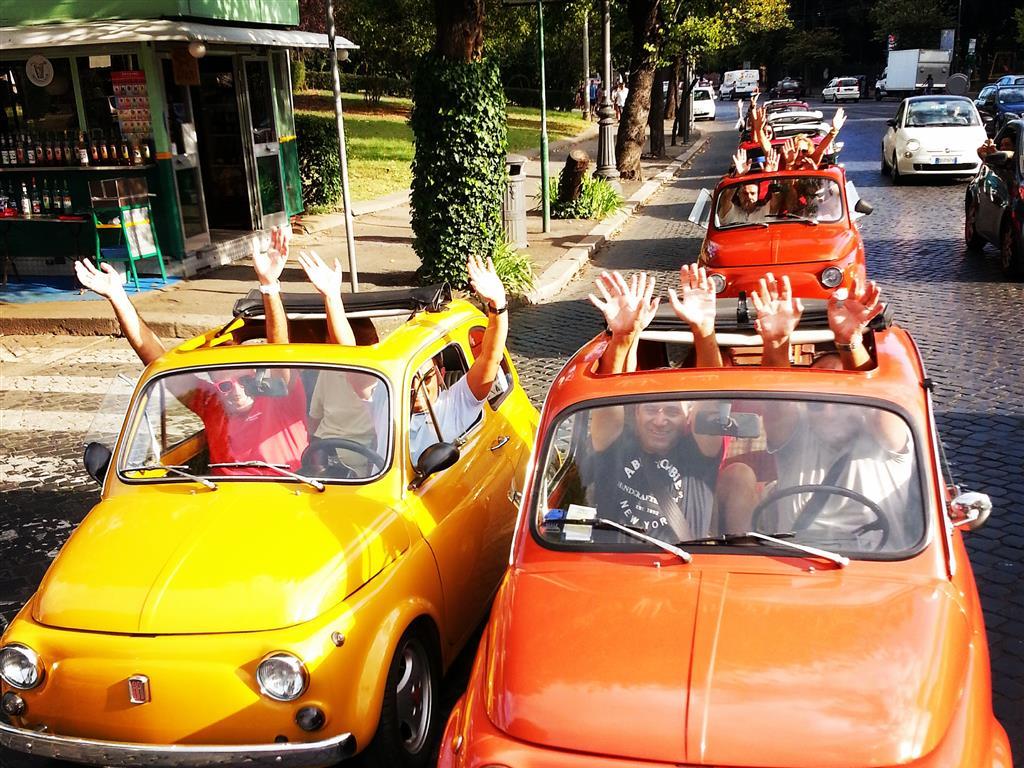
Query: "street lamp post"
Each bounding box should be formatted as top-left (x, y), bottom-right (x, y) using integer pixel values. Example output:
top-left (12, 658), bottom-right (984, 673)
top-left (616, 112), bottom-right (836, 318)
top-left (593, 0), bottom-right (619, 181)
top-left (326, 0), bottom-right (358, 291)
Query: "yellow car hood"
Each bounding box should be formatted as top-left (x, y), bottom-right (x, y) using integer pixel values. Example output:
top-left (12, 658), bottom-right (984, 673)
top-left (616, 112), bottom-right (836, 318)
top-left (33, 484), bottom-right (410, 634)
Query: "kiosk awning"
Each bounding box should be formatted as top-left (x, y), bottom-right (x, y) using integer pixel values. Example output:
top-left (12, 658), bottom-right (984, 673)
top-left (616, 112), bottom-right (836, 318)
top-left (0, 19), bottom-right (358, 52)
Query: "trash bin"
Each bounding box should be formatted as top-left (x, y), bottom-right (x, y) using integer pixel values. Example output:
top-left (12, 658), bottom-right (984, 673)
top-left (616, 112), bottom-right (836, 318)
top-left (503, 154), bottom-right (528, 248)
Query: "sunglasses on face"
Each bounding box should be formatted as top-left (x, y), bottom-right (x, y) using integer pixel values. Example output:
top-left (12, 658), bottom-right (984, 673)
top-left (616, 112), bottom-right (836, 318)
top-left (215, 375), bottom-right (255, 395)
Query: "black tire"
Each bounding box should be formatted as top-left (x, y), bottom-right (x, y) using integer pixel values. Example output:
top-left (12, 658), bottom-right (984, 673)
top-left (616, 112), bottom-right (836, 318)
top-left (1000, 221), bottom-right (1024, 280)
top-left (875, 90), bottom-right (883, 101)
top-left (964, 198), bottom-right (986, 251)
top-left (891, 153), bottom-right (904, 185)
top-left (361, 626), bottom-right (441, 768)
top-left (880, 151), bottom-right (890, 176)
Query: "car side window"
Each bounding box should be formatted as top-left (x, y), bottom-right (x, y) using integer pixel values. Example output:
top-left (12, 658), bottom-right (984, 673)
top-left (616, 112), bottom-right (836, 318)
top-left (469, 325), bottom-right (514, 410)
top-left (408, 343), bottom-right (483, 464)
top-left (893, 103), bottom-right (905, 127)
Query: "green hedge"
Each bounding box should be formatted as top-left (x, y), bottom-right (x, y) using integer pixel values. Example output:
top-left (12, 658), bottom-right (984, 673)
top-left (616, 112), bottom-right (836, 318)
top-left (290, 59), bottom-right (306, 91)
top-left (410, 54), bottom-right (508, 287)
top-left (295, 112), bottom-right (348, 210)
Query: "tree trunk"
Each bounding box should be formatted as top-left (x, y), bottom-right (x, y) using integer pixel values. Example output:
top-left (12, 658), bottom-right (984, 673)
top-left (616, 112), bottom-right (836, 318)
top-left (615, 0), bottom-right (663, 179)
top-left (664, 57), bottom-right (681, 122)
top-left (557, 149), bottom-right (590, 204)
top-left (435, 0), bottom-right (485, 60)
top-left (648, 66), bottom-right (667, 158)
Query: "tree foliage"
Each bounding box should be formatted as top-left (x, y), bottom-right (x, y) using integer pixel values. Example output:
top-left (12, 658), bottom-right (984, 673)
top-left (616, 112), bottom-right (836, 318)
top-left (780, 27), bottom-right (842, 70)
top-left (869, 0), bottom-right (953, 49)
top-left (1016, 7), bottom-right (1024, 46)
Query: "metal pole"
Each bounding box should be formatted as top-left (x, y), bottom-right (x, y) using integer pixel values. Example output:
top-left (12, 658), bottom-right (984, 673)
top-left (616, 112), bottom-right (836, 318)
top-left (582, 12), bottom-right (590, 120)
top-left (594, 0), bottom-right (619, 181)
top-left (538, 0), bottom-right (550, 232)
top-left (326, 0), bottom-right (359, 291)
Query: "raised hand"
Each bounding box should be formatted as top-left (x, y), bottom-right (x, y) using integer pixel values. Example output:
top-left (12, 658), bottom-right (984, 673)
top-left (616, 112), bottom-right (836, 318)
top-left (763, 146), bottom-right (780, 173)
top-left (74, 259), bottom-right (125, 300)
top-left (254, 224), bottom-right (290, 286)
top-left (668, 264), bottom-right (716, 337)
top-left (831, 106), bottom-right (847, 134)
top-left (751, 272), bottom-right (804, 347)
top-left (828, 277), bottom-right (882, 345)
top-left (468, 253), bottom-right (507, 310)
top-left (781, 137), bottom-right (798, 169)
top-left (588, 270), bottom-right (659, 337)
top-left (731, 147), bottom-right (751, 176)
top-left (297, 250), bottom-right (343, 297)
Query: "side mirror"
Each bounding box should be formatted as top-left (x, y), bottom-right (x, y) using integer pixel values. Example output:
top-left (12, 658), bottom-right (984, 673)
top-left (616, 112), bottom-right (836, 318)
top-left (885, 118), bottom-right (896, 128)
top-left (983, 150), bottom-right (1012, 168)
top-left (409, 442), bottom-right (460, 489)
top-left (83, 441), bottom-right (113, 485)
top-left (854, 198), bottom-right (874, 215)
top-left (949, 491), bottom-right (992, 531)
top-left (693, 406), bottom-right (762, 439)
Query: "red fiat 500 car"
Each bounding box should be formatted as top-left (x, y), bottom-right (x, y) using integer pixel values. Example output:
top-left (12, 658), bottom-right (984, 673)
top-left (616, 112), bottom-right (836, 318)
top-left (437, 300), bottom-right (1012, 768)
top-left (692, 166), bottom-right (871, 298)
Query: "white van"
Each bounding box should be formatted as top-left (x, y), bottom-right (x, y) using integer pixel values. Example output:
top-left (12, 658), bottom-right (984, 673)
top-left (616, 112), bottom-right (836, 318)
top-left (720, 69), bottom-right (759, 101)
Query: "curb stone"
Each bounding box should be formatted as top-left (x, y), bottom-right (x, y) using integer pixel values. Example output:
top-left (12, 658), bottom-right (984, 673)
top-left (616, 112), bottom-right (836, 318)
top-left (523, 134), bottom-right (711, 305)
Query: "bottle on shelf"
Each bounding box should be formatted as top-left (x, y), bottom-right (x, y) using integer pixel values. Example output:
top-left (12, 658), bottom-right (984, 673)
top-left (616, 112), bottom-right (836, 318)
top-left (140, 138), bottom-right (153, 164)
top-left (89, 131), bottom-right (100, 166)
top-left (0, 134), bottom-right (10, 166)
top-left (40, 178), bottom-right (51, 212)
top-left (62, 131), bottom-right (73, 166)
top-left (26, 132), bottom-right (37, 166)
top-left (30, 177), bottom-right (41, 215)
top-left (96, 130), bottom-right (108, 164)
top-left (52, 179), bottom-right (62, 213)
top-left (130, 138), bottom-right (143, 166)
top-left (34, 133), bottom-right (44, 167)
top-left (77, 132), bottom-right (89, 167)
top-left (53, 132), bottom-right (63, 166)
top-left (108, 131), bottom-right (119, 166)
top-left (119, 131), bottom-right (131, 167)
top-left (15, 133), bottom-right (26, 166)
top-left (61, 179), bottom-right (73, 213)
top-left (19, 181), bottom-right (31, 216)
top-left (44, 133), bottom-right (54, 166)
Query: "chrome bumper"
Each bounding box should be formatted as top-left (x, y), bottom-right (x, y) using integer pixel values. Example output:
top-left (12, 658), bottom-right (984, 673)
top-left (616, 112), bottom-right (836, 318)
top-left (0, 720), bottom-right (354, 767)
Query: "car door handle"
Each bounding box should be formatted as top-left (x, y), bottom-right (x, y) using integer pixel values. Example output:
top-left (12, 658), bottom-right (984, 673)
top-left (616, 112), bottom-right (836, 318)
top-left (490, 435), bottom-right (510, 451)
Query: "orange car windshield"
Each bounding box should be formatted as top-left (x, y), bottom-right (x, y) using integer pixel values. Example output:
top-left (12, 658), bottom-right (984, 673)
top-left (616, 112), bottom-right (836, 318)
top-left (536, 397), bottom-right (925, 558)
top-left (119, 365), bottom-right (390, 483)
top-left (715, 176), bottom-right (844, 229)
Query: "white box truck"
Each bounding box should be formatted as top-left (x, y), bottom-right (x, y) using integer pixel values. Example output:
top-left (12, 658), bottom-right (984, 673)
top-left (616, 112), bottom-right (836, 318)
top-left (720, 69), bottom-right (759, 100)
top-left (874, 49), bottom-right (952, 100)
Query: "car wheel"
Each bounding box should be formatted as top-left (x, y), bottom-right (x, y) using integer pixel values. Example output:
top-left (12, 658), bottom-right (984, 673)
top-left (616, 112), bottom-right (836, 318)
top-left (881, 151), bottom-right (890, 176)
top-left (1000, 221), bottom-right (1024, 280)
top-left (891, 153), bottom-right (904, 185)
top-left (964, 199), bottom-right (986, 250)
top-left (362, 627), bottom-right (440, 768)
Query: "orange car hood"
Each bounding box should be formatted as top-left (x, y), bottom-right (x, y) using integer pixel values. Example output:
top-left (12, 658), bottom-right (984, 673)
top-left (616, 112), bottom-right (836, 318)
top-left (33, 486), bottom-right (409, 634)
top-left (705, 225), bottom-right (857, 267)
top-left (486, 562), bottom-right (970, 766)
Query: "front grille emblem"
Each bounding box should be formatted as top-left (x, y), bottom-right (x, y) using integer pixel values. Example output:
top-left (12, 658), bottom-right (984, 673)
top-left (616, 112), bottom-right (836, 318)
top-left (127, 675), bottom-right (150, 704)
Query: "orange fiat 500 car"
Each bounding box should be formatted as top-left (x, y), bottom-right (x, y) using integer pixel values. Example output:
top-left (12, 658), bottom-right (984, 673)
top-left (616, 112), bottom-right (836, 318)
top-left (438, 300), bottom-right (1012, 768)
top-left (691, 165), bottom-right (872, 298)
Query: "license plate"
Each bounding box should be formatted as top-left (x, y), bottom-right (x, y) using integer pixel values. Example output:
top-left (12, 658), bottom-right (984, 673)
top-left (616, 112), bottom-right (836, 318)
top-left (932, 156), bottom-right (958, 165)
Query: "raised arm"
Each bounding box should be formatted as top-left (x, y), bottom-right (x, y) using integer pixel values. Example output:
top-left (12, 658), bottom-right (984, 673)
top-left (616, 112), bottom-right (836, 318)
top-left (74, 260), bottom-right (166, 365)
top-left (668, 264), bottom-right (722, 368)
top-left (298, 250), bottom-right (355, 346)
top-left (827, 277), bottom-right (882, 372)
top-left (465, 254), bottom-right (509, 401)
top-left (253, 226), bottom-right (291, 345)
top-left (751, 273), bottom-right (804, 449)
top-left (810, 107), bottom-right (845, 167)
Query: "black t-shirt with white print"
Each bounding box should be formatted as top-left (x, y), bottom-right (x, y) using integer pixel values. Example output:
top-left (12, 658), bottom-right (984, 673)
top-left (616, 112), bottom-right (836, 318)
top-left (583, 428), bottom-right (721, 542)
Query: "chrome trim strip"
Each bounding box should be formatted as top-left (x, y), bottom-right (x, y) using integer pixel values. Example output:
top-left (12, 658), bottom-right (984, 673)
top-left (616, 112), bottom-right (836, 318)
top-left (0, 721), bottom-right (355, 767)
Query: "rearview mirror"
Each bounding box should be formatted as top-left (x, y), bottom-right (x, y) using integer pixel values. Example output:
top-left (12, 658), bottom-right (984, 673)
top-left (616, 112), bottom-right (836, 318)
top-left (949, 491), bottom-right (992, 531)
top-left (242, 369), bottom-right (290, 397)
top-left (83, 441), bottom-right (113, 485)
top-left (693, 407), bottom-right (761, 439)
top-left (409, 442), bottom-right (460, 489)
top-left (885, 118), bottom-right (896, 128)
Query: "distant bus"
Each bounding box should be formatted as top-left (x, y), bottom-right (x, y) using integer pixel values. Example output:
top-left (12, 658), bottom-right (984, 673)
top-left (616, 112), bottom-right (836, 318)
top-left (720, 69), bottom-right (759, 101)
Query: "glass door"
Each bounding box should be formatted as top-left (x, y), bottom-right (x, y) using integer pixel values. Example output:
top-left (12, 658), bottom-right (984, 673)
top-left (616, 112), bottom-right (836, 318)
top-left (240, 57), bottom-right (286, 229)
top-left (161, 58), bottom-right (210, 251)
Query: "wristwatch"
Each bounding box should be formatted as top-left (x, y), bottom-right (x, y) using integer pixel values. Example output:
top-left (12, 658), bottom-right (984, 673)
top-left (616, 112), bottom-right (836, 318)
top-left (834, 336), bottom-right (861, 352)
top-left (487, 303), bottom-right (508, 315)
top-left (259, 282), bottom-right (281, 295)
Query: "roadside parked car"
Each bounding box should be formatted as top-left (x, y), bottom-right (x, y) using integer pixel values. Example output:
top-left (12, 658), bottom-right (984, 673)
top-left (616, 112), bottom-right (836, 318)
top-left (976, 85), bottom-right (1024, 136)
top-left (993, 74), bottom-right (1024, 86)
top-left (881, 95), bottom-right (987, 182)
top-left (770, 77), bottom-right (803, 98)
top-left (438, 301), bottom-right (1012, 768)
top-left (692, 86), bottom-right (716, 120)
top-left (965, 119), bottom-right (1024, 279)
top-left (822, 76), bottom-right (860, 102)
top-left (0, 287), bottom-right (538, 768)
top-left (690, 166), bottom-right (870, 298)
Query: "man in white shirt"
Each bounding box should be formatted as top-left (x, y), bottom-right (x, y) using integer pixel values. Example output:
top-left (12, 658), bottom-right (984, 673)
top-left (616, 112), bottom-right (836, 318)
top-left (300, 251), bottom-right (508, 468)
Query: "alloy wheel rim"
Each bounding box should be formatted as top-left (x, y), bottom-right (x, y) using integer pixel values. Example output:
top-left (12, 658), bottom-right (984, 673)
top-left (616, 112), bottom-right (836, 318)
top-left (394, 638), bottom-right (432, 754)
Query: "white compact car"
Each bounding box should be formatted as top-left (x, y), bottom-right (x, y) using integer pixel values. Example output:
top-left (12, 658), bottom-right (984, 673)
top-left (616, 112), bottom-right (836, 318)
top-left (693, 87), bottom-right (716, 120)
top-left (881, 96), bottom-right (987, 182)
top-left (822, 77), bottom-right (860, 102)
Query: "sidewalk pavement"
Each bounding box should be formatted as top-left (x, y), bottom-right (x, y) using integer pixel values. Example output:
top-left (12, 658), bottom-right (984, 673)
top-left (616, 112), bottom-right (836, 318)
top-left (0, 121), bottom-right (710, 337)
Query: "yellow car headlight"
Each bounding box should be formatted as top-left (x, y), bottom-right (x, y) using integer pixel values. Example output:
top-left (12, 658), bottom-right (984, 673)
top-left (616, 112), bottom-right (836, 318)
top-left (256, 652), bottom-right (308, 701)
top-left (0, 644), bottom-right (44, 690)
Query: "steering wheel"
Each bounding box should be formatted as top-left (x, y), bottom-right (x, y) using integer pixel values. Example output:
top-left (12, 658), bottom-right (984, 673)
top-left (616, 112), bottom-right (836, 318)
top-left (749, 483), bottom-right (890, 551)
top-left (300, 437), bottom-right (387, 479)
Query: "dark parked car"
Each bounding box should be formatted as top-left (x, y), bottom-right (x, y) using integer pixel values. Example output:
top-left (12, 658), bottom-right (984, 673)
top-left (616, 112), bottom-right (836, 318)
top-left (965, 119), bottom-right (1024, 279)
top-left (770, 78), bottom-right (803, 98)
top-left (976, 85), bottom-right (1024, 136)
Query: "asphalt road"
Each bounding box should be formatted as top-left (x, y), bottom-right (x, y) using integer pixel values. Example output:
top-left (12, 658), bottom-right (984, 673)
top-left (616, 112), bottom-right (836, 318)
top-left (1, 97), bottom-right (1021, 763)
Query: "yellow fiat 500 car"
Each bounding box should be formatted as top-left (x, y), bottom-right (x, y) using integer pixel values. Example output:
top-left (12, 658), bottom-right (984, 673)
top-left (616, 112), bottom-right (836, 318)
top-left (0, 286), bottom-right (537, 768)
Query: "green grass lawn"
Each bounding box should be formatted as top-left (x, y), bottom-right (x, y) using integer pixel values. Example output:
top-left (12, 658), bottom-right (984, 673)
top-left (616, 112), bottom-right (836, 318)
top-left (296, 91), bottom-right (590, 204)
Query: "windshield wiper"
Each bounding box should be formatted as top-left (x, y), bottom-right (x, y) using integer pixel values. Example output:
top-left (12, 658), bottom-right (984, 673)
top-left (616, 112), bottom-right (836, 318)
top-left (677, 531), bottom-right (846, 567)
top-left (545, 515), bottom-right (691, 563)
top-left (122, 464), bottom-right (218, 491)
top-left (720, 220), bottom-right (769, 230)
top-left (208, 461), bottom-right (325, 491)
top-left (766, 213), bottom-right (819, 225)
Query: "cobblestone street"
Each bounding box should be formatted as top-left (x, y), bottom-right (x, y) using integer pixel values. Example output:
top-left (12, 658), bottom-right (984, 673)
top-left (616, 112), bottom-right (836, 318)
top-left (2, 100), bottom-right (1022, 759)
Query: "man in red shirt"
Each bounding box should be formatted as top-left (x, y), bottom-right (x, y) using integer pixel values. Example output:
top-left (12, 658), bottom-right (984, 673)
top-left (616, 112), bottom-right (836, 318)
top-left (74, 226), bottom-right (308, 473)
